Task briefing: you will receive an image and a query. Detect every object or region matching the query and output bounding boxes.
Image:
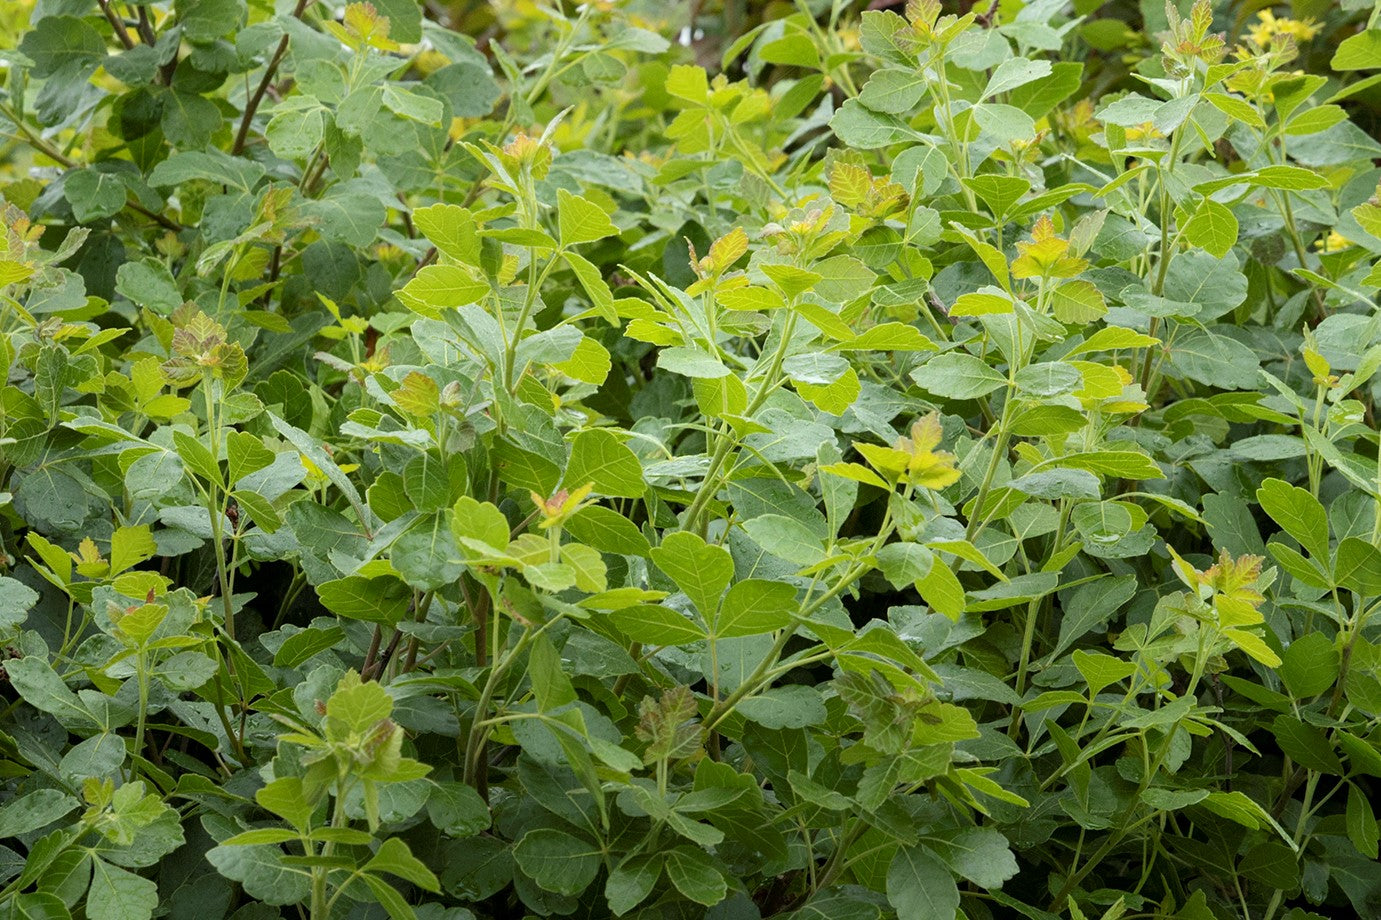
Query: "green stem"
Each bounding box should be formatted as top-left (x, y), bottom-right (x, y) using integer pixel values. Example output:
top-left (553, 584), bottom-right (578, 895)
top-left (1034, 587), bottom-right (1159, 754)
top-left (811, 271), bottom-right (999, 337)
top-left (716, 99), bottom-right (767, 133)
top-left (683, 309), bottom-right (800, 534)
top-left (203, 375), bottom-right (236, 640)
top-left (966, 387), bottom-right (1015, 540)
top-left (1048, 625), bottom-right (1214, 911)
top-left (132, 650), bottom-right (149, 773)
top-left (503, 254), bottom-right (561, 391)
top-left (706, 505), bottom-right (896, 731)
top-left (311, 787), bottom-right (350, 920)
top-left (463, 612), bottom-right (568, 792)
top-left (1261, 771), bottom-right (1321, 920)
top-left (682, 426), bottom-right (734, 536)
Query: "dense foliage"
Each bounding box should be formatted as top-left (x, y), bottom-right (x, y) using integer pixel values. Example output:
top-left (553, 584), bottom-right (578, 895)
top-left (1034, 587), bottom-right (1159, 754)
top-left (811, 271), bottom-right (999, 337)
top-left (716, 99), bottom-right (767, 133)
top-left (2, 1), bottom-right (1381, 919)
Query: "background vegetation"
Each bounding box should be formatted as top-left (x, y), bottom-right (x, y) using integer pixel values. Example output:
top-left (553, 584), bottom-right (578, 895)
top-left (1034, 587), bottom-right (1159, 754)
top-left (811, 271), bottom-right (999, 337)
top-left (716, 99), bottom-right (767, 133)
top-left (2, 2), bottom-right (1380, 920)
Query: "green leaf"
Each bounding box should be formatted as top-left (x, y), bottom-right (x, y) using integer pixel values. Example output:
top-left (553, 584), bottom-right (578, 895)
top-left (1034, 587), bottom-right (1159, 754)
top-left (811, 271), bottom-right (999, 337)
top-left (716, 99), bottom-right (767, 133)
top-left (109, 525), bottom-right (157, 576)
top-left (886, 845), bottom-right (959, 920)
top-left (1162, 251), bottom-right (1248, 322)
top-left (1271, 714), bottom-right (1342, 774)
top-left (6, 892), bottom-right (71, 920)
top-left (658, 346), bottom-right (731, 378)
top-left (557, 189), bottom-right (619, 247)
top-left (146, 150), bottom-right (264, 191)
top-left (736, 685), bottom-right (826, 729)
top-left (1073, 649), bottom-right (1138, 695)
top-left (363, 876), bottom-right (416, 920)
top-left (426, 782), bottom-right (491, 838)
top-left (1051, 279), bottom-right (1108, 324)
top-left (760, 30), bottom-right (820, 68)
top-left (970, 103), bottom-right (1036, 144)
top-left (910, 352), bottom-right (1006, 399)
top-left (858, 68), bottom-right (929, 114)
top-left (962, 176), bottom-right (1031, 216)
top-left (741, 514), bottom-right (825, 566)
top-left (221, 829), bottom-right (301, 846)
top-left (1250, 165), bottom-right (1331, 190)
top-left (316, 575), bottom-right (412, 625)
top-left (662, 848), bottom-right (727, 906)
top-left (369, 0), bottom-right (423, 42)
top-left (564, 428), bottom-right (645, 497)
top-left (269, 413), bottom-right (371, 526)
top-left (917, 561), bottom-right (966, 621)
top-left (652, 532), bottom-right (732, 616)
top-left (1335, 537), bottom-right (1381, 596)
top-left (1280, 632), bottom-right (1340, 700)
top-left (1036, 450), bottom-right (1163, 480)
top-left (173, 430), bottom-right (219, 486)
top-left (365, 838), bottom-right (440, 892)
top-left (1169, 328), bottom-right (1260, 391)
top-left (877, 542), bottom-right (934, 590)
top-left (6, 657), bottom-right (93, 729)
top-left (176, 0), bottom-right (247, 42)
top-left (1238, 841), bottom-right (1301, 891)
top-left (64, 170), bottom-right (127, 223)
top-left (860, 10), bottom-right (917, 66)
top-left (19, 16), bottom-right (106, 78)
top-left (1346, 784), bottom-right (1379, 859)
top-left (0, 790), bottom-right (79, 838)
top-left (605, 855), bottom-right (662, 916)
top-left (1199, 792), bottom-right (1297, 848)
top-left (226, 431), bottom-right (275, 486)
top-left (115, 261), bottom-right (183, 314)
top-left (207, 843), bottom-right (311, 905)
top-left (302, 182), bottom-right (387, 247)
top-left (1284, 105), bottom-right (1348, 136)
top-left (234, 488), bottom-right (281, 534)
top-left (161, 90), bottom-right (222, 149)
top-left (983, 58), bottom-right (1052, 100)
top-left (1204, 92), bottom-right (1265, 129)
top-left (86, 860), bottom-right (157, 920)
top-left (1009, 61), bottom-right (1083, 118)
top-left (1009, 469), bottom-right (1100, 500)
top-left (608, 604), bottom-right (706, 645)
top-left (529, 634), bottom-right (578, 709)
top-left (715, 578), bottom-right (795, 637)
top-left (830, 99), bottom-right (918, 148)
top-left (555, 335), bottom-right (612, 384)
top-left (450, 496), bottom-right (512, 554)
top-left (1183, 198), bottom-right (1238, 258)
top-left (927, 828), bottom-right (1018, 889)
top-left (412, 204), bottom-right (480, 265)
top-left (760, 264), bottom-right (822, 297)
top-left (565, 505), bottom-right (651, 556)
top-left (665, 64), bottom-right (709, 103)
top-left (950, 288), bottom-right (1013, 317)
top-left (1332, 30), bottom-right (1381, 71)
top-left (397, 265), bottom-right (489, 314)
top-left (512, 829), bottom-right (600, 896)
top-left (1256, 478), bottom-right (1329, 562)
top-left (255, 777), bottom-right (315, 831)
top-left (1053, 575), bottom-right (1136, 659)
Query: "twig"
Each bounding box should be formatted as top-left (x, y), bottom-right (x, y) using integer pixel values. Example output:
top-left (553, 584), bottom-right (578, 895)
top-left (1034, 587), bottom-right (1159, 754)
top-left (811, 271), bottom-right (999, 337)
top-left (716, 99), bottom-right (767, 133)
top-left (232, 0), bottom-right (315, 155)
top-left (98, 0), bottom-right (136, 50)
top-left (366, 629), bottom-right (404, 682)
top-left (361, 625), bottom-right (383, 677)
top-left (1, 103), bottom-right (184, 232)
top-left (134, 4), bottom-right (157, 46)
